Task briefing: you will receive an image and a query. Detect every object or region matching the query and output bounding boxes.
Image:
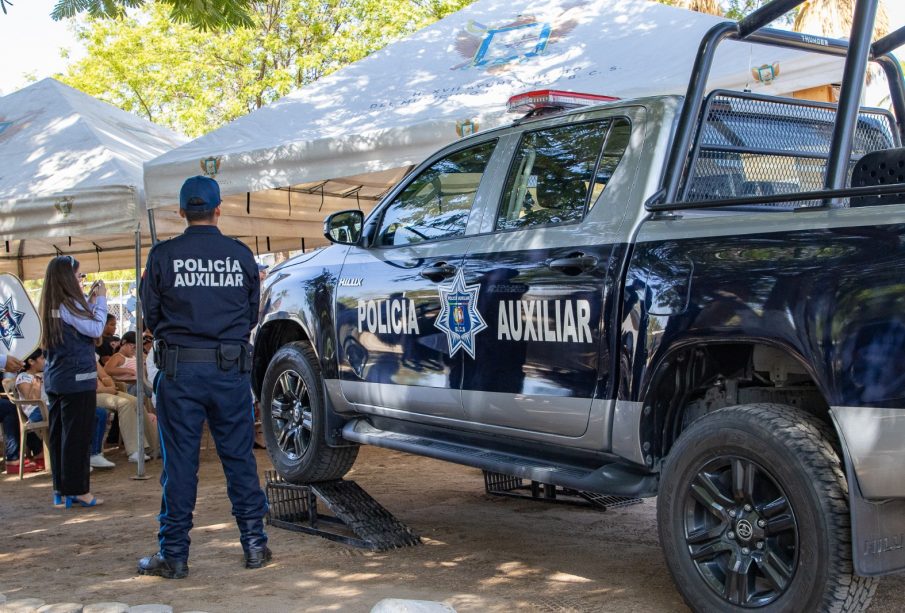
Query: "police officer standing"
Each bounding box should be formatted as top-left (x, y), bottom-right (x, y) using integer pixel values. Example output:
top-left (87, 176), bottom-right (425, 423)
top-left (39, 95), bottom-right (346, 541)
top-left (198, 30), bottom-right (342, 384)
top-left (138, 176), bottom-right (270, 579)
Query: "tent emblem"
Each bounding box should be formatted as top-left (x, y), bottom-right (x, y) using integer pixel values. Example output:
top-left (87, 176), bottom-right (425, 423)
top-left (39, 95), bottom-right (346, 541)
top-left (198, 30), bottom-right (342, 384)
top-left (54, 196), bottom-right (74, 217)
top-left (200, 156), bottom-right (222, 178)
top-left (434, 269), bottom-right (487, 359)
top-left (0, 297), bottom-right (25, 351)
top-left (751, 62), bottom-right (781, 85)
top-left (456, 119), bottom-right (479, 138)
top-left (452, 9), bottom-right (581, 72)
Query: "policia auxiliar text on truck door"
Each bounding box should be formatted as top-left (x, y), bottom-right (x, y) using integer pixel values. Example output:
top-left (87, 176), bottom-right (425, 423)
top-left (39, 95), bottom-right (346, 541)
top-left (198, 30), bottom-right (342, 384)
top-left (251, 0), bottom-right (905, 610)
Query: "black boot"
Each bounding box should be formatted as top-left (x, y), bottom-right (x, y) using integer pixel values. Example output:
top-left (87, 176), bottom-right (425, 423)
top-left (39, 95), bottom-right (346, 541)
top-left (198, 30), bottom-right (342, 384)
top-left (237, 518), bottom-right (271, 569)
top-left (244, 546), bottom-right (273, 569)
top-left (137, 553), bottom-right (189, 579)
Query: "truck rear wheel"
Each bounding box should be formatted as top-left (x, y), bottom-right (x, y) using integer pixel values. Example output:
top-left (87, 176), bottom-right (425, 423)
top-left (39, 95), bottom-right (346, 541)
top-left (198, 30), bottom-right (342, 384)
top-left (657, 403), bottom-right (877, 612)
top-left (261, 342), bottom-right (358, 483)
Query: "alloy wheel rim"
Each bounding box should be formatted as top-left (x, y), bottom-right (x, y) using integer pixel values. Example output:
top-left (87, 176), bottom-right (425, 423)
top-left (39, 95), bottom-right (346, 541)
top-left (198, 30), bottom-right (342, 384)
top-left (270, 369), bottom-right (312, 460)
top-left (683, 455), bottom-right (799, 608)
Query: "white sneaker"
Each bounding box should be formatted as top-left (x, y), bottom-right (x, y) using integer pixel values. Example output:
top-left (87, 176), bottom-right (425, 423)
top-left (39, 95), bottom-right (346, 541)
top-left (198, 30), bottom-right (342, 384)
top-left (128, 452), bottom-right (151, 463)
top-left (90, 454), bottom-right (116, 469)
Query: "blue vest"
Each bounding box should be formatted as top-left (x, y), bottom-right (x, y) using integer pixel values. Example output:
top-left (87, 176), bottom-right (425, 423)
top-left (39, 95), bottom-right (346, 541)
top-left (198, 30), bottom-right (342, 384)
top-left (45, 322), bottom-right (97, 395)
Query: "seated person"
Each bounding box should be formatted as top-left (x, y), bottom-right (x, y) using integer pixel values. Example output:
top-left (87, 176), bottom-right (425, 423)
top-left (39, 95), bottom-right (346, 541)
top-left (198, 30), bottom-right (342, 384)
top-left (16, 349), bottom-right (47, 423)
top-left (97, 314), bottom-right (120, 366)
top-left (90, 406), bottom-right (115, 468)
top-left (96, 362), bottom-right (159, 463)
top-left (13, 349), bottom-right (47, 470)
top-left (104, 331), bottom-right (152, 398)
top-left (0, 395), bottom-right (43, 474)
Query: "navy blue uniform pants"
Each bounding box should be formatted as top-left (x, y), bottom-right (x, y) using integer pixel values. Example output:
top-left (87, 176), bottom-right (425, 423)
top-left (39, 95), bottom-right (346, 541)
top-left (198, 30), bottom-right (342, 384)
top-left (155, 361), bottom-right (267, 562)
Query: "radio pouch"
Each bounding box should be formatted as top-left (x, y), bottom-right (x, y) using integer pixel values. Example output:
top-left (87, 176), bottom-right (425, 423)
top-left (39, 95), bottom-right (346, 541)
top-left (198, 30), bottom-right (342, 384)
top-left (218, 344), bottom-right (242, 371)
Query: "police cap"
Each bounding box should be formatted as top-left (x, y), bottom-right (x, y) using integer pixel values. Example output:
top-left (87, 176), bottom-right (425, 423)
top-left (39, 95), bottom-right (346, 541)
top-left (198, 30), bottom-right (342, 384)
top-left (179, 176), bottom-right (221, 211)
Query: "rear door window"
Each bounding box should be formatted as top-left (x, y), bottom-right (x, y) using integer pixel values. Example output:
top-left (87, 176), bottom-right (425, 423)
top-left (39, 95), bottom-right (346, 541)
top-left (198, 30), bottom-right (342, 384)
top-left (495, 118), bottom-right (630, 231)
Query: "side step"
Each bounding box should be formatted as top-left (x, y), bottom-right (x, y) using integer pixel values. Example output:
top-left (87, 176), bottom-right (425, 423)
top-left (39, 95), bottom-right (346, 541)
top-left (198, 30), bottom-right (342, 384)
top-left (342, 419), bottom-right (658, 498)
top-left (483, 470), bottom-right (644, 511)
top-left (264, 471), bottom-right (422, 551)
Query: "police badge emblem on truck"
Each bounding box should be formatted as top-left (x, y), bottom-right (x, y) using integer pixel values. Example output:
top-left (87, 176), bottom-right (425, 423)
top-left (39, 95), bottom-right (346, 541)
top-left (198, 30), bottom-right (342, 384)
top-left (434, 269), bottom-right (487, 359)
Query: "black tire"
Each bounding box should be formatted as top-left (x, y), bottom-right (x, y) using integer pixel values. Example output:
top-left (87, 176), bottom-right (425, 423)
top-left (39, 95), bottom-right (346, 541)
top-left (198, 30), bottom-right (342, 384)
top-left (657, 403), bottom-right (877, 612)
top-left (260, 341), bottom-right (358, 483)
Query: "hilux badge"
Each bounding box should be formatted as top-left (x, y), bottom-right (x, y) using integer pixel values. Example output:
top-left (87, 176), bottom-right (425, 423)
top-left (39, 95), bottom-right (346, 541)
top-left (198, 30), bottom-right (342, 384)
top-left (435, 269), bottom-right (487, 358)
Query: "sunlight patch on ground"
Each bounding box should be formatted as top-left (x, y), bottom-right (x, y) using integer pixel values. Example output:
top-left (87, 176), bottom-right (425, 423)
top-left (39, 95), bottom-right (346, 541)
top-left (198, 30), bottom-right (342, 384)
top-left (317, 585), bottom-right (363, 598)
top-left (546, 571), bottom-right (593, 583)
top-left (339, 573), bottom-right (381, 582)
top-left (11, 528), bottom-right (48, 538)
top-left (196, 522), bottom-right (232, 531)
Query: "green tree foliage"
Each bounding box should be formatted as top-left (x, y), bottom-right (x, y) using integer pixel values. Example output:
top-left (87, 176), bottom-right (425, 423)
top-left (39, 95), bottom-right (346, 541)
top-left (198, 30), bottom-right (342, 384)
top-left (655, 0), bottom-right (795, 23)
top-left (61, 0), bottom-right (473, 136)
top-left (52, 0), bottom-right (255, 31)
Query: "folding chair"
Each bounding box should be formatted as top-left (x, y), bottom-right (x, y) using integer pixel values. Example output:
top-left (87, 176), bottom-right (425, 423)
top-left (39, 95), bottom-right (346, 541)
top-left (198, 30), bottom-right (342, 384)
top-left (2, 378), bottom-right (51, 479)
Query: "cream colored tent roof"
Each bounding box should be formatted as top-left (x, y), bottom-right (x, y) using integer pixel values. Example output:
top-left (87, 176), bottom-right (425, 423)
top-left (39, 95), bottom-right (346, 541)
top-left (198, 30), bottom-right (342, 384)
top-left (0, 78), bottom-right (185, 279)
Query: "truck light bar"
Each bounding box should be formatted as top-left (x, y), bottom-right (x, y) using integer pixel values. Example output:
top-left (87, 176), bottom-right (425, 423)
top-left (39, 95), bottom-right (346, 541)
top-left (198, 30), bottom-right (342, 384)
top-left (506, 89), bottom-right (620, 114)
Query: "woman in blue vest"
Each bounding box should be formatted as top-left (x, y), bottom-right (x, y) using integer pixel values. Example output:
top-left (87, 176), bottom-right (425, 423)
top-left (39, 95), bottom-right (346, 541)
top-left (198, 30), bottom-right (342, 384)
top-left (39, 256), bottom-right (107, 508)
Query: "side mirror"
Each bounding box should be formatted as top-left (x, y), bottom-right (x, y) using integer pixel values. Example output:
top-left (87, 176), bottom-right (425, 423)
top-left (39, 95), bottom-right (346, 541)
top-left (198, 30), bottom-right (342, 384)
top-left (323, 210), bottom-right (363, 245)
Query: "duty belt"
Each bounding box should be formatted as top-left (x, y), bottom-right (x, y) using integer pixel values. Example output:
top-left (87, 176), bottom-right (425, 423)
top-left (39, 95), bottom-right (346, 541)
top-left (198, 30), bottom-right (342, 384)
top-left (154, 340), bottom-right (251, 377)
top-left (172, 347), bottom-right (218, 363)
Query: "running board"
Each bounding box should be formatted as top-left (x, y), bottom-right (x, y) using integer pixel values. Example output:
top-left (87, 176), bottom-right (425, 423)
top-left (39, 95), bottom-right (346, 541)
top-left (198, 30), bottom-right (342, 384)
top-left (342, 419), bottom-right (658, 497)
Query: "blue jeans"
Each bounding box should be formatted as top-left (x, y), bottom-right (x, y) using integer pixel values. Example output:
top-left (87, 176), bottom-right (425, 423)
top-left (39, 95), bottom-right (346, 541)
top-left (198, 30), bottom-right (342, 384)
top-left (1, 397), bottom-right (18, 460)
top-left (0, 398), bottom-right (42, 461)
top-left (91, 407), bottom-right (108, 456)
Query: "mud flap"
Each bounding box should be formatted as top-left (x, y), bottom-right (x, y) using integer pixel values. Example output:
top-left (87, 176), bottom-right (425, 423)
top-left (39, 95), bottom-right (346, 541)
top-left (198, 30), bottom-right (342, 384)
top-left (840, 440), bottom-right (905, 576)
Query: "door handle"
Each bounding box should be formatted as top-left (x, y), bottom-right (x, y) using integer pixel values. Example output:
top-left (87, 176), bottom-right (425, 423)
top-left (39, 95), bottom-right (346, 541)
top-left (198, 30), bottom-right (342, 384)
top-left (547, 252), bottom-right (598, 275)
top-left (420, 262), bottom-right (457, 282)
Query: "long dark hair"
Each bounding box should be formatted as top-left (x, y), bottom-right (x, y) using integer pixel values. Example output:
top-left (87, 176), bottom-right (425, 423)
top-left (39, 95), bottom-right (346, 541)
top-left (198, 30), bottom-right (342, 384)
top-left (39, 256), bottom-right (94, 349)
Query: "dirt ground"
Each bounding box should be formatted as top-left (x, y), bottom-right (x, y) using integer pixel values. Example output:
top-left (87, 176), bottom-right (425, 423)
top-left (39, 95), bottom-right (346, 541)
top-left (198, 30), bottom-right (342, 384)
top-left (1, 445), bottom-right (903, 613)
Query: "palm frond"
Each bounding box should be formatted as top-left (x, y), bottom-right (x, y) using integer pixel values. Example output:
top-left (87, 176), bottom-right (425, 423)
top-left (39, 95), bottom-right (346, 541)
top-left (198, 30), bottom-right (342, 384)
top-left (164, 0), bottom-right (254, 31)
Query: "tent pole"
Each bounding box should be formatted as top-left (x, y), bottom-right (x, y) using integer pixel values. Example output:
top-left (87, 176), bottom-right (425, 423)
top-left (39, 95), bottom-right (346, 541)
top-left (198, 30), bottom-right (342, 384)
top-left (131, 225), bottom-right (150, 480)
top-left (148, 209), bottom-right (158, 244)
top-left (16, 241), bottom-right (25, 279)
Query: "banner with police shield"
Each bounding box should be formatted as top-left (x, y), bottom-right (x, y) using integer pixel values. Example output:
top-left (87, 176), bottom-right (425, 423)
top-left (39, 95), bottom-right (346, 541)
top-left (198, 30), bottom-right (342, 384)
top-left (0, 273), bottom-right (41, 359)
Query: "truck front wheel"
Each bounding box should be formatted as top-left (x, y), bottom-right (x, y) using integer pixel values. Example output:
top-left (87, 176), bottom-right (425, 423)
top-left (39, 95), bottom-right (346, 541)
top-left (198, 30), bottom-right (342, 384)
top-left (657, 403), bottom-right (877, 612)
top-left (260, 342), bottom-right (358, 483)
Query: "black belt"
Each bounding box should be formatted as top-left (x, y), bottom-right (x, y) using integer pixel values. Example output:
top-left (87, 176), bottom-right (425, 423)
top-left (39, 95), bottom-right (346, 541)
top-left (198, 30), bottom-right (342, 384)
top-left (172, 347), bottom-right (219, 363)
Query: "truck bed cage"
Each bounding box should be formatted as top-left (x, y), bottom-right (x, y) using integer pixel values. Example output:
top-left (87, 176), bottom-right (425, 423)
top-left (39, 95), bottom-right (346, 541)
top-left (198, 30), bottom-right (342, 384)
top-left (649, 0), bottom-right (905, 212)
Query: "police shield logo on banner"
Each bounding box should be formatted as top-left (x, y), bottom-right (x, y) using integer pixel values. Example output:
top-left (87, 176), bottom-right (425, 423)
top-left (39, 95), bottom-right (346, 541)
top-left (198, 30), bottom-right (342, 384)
top-left (0, 273), bottom-right (41, 359)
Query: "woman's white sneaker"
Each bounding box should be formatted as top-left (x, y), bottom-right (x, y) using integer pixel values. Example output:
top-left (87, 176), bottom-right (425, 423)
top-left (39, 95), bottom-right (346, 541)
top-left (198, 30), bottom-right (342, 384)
top-left (90, 454), bottom-right (116, 468)
top-left (128, 451), bottom-right (151, 463)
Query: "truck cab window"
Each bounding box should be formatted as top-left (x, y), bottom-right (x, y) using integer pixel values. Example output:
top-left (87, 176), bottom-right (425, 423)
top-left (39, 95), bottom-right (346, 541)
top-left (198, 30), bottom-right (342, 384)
top-left (376, 140), bottom-right (497, 246)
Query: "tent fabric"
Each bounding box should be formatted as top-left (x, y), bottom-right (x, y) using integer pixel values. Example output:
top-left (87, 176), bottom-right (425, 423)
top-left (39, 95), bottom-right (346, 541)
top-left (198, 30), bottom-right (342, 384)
top-left (144, 0), bottom-right (846, 225)
top-left (0, 78), bottom-right (186, 278)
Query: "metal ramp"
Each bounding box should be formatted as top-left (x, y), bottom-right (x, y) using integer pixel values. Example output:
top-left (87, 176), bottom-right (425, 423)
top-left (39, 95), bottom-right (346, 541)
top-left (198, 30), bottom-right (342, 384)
top-left (483, 470), bottom-right (643, 511)
top-left (264, 471), bottom-right (421, 551)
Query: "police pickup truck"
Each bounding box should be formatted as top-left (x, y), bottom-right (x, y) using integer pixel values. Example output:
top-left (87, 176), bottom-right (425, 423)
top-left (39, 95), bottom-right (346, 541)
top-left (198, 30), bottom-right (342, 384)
top-left (252, 2), bottom-right (905, 610)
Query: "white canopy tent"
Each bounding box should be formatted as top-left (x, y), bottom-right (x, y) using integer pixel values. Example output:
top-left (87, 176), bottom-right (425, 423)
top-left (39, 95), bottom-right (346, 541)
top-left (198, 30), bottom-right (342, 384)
top-left (144, 0), bottom-right (847, 242)
top-left (0, 78), bottom-right (186, 279)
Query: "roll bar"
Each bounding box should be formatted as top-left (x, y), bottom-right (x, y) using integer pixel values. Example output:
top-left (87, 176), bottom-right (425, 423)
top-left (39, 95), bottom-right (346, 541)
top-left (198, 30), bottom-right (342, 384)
top-left (650, 0), bottom-right (905, 210)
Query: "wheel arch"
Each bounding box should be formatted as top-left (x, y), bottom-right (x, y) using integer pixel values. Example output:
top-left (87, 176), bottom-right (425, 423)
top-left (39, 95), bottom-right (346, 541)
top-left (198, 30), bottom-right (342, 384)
top-left (638, 339), bottom-right (840, 465)
top-left (252, 316), bottom-right (315, 400)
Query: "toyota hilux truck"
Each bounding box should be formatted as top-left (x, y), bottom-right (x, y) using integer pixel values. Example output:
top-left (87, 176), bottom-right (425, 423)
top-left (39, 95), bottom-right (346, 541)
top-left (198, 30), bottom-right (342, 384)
top-left (251, 1), bottom-right (905, 610)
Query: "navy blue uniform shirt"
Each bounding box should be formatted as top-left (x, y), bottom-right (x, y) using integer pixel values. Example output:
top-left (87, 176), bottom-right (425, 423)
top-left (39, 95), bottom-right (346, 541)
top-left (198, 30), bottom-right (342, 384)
top-left (141, 225), bottom-right (260, 348)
